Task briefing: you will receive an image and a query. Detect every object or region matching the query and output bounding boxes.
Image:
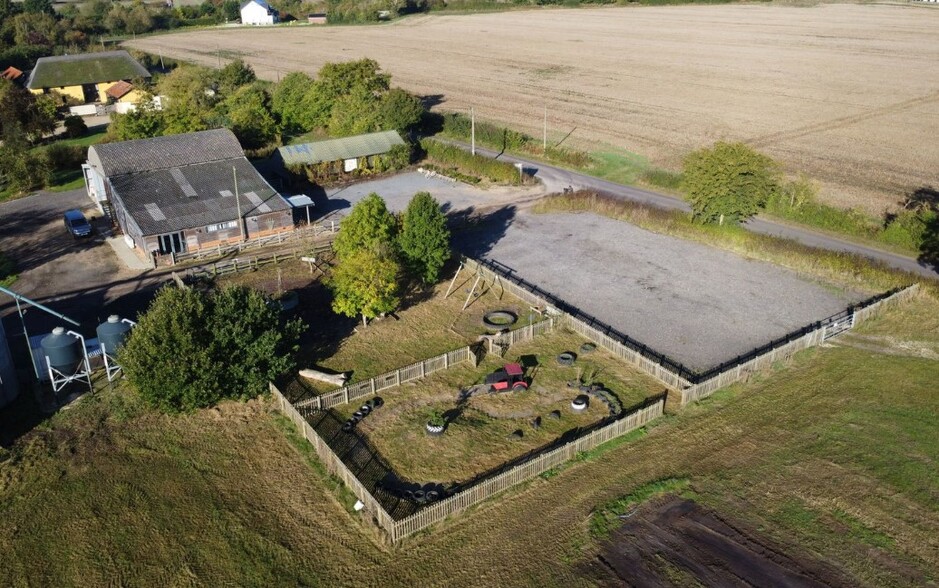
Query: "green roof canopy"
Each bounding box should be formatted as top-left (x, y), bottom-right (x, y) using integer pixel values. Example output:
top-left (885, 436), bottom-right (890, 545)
top-left (27, 50), bottom-right (150, 90)
top-left (277, 131), bottom-right (405, 166)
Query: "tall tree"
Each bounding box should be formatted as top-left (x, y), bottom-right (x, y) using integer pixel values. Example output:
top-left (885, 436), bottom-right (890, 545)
top-left (216, 59), bottom-right (256, 95)
top-left (328, 248), bottom-right (400, 327)
top-left (398, 191), bottom-right (450, 283)
top-left (222, 82), bottom-right (278, 149)
top-left (120, 285), bottom-right (302, 413)
top-left (681, 141), bottom-right (780, 224)
top-left (271, 71), bottom-right (316, 134)
top-left (0, 78), bottom-right (56, 144)
top-left (331, 193), bottom-right (398, 260)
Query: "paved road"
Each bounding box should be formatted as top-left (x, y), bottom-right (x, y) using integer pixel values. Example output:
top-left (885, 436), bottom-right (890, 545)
top-left (447, 140), bottom-right (939, 280)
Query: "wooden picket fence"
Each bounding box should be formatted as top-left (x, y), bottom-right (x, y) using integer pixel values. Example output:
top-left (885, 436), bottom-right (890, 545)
top-left (294, 345), bottom-right (478, 411)
top-left (388, 395), bottom-right (664, 541)
top-left (563, 316), bottom-right (692, 391)
top-left (172, 218), bottom-right (341, 264)
top-left (271, 381), bottom-right (664, 543)
top-left (271, 383), bottom-right (396, 535)
top-left (680, 283), bottom-right (920, 405)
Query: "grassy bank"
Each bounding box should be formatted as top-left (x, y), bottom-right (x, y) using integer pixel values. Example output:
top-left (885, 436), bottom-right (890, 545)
top-left (1, 291), bottom-right (935, 585)
top-left (532, 191), bottom-right (935, 295)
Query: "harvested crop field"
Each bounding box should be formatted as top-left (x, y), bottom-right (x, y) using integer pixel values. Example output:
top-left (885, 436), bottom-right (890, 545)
top-left (128, 4), bottom-right (939, 213)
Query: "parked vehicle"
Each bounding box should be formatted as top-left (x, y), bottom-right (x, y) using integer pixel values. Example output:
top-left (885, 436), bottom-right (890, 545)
top-left (485, 363), bottom-right (528, 392)
top-left (63, 209), bottom-right (92, 238)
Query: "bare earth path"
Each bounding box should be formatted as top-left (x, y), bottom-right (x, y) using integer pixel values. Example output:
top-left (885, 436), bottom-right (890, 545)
top-left (128, 3), bottom-right (939, 213)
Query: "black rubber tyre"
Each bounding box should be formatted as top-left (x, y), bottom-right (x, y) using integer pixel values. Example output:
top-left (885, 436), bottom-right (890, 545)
top-left (373, 397), bottom-right (384, 408)
top-left (571, 395), bottom-right (589, 411)
top-left (557, 352), bottom-right (576, 366)
top-left (483, 310), bottom-right (518, 329)
top-left (580, 342), bottom-right (597, 353)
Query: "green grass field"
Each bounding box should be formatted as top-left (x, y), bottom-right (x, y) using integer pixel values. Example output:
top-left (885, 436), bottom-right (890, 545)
top-left (1, 292), bottom-right (936, 586)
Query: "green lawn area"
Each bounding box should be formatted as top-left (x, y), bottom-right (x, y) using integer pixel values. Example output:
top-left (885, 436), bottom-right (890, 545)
top-left (0, 288), bottom-right (935, 586)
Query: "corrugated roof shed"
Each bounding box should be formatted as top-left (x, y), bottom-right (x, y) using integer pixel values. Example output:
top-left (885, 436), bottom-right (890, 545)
top-left (276, 130), bottom-right (405, 166)
top-left (110, 158), bottom-right (289, 235)
top-left (91, 128), bottom-right (290, 235)
top-left (89, 128), bottom-right (246, 177)
top-left (27, 50), bottom-right (150, 90)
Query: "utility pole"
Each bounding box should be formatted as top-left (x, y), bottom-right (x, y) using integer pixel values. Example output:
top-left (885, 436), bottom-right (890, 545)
top-left (217, 45), bottom-right (221, 68)
top-left (543, 104), bottom-right (547, 154)
top-left (471, 107), bottom-right (476, 156)
top-left (233, 167), bottom-right (245, 242)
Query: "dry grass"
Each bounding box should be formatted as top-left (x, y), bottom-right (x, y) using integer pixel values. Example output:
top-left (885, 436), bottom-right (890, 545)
top-left (128, 4), bottom-right (939, 214)
top-left (332, 328), bottom-right (665, 482)
top-left (217, 259), bottom-right (542, 399)
top-left (2, 292), bottom-right (936, 586)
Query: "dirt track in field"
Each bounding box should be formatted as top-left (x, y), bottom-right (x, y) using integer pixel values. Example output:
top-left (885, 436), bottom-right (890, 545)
top-left (582, 495), bottom-right (855, 587)
top-left (128, 4), bottom-right (939, 213)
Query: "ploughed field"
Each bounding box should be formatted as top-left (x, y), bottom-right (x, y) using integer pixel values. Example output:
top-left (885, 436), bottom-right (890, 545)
top-left (128, 4), bottom-right (939, 213)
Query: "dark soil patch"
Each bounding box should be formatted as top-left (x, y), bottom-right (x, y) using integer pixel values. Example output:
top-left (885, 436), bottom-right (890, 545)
top-left (584, 494), bottom-right (856, 588)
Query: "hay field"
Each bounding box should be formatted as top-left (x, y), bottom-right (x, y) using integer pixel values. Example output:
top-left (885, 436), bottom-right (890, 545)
top-left (128, 4), bottom-right (939, 213)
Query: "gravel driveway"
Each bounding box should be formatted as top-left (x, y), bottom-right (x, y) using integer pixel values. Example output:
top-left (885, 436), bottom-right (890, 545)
top-left (459, 211), bottom-right (863, 371)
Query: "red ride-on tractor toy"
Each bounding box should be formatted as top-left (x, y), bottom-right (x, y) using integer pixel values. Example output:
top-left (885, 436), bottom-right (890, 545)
top-left (485, 363), bottom-right (528, 393)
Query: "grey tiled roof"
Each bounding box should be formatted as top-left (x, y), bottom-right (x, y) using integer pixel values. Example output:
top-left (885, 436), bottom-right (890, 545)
top-left (276, 130), bottom-right (405, 166)
top-left (27, 50), bottom-right (150, 90)
top-left (90, 129), bottom-right (246, 177)
top-left (110, 157), bottom-right (291, 236)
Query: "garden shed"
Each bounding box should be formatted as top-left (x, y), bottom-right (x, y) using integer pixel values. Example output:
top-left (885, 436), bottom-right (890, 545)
top-left (272, 130), bottom-right (406, 182)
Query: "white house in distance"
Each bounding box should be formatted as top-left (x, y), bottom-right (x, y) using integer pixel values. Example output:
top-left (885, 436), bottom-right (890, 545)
top-left (241, 0), bottom-right (278, 25)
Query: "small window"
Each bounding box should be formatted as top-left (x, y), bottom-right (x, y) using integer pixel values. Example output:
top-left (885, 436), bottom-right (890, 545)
top-left (205, 220), bottom-right (238, 232)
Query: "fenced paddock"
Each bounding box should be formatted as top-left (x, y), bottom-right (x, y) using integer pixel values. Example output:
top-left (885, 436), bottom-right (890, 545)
top-left (463, 257), bottom-right (692, 390)
top-left (680, 283), bottom-right (920, 405)
top-left (271, 383), bottom-right (664, 543)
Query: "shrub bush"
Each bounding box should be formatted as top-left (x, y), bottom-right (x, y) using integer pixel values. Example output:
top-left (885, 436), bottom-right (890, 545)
top-left (421, 140), bottom-right (526, 185)
top-left (62, 115), bottom-right (87, 139)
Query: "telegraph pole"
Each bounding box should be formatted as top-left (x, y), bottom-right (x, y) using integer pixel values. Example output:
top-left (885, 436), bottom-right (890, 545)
top-left (543, 104), bottom-right (547, 154)
top-left (471, 107), bottom-right (476, 156)
top-left (233, 167), bottom-right (245, 242)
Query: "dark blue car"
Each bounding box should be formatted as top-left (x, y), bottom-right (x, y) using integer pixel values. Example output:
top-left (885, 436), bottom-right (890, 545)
top-left (63, 209), bottom-right (92, 238)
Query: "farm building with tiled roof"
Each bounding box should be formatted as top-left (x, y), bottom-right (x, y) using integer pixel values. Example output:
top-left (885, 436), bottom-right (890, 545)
top-left (27, 50), bottom-right (150, 105)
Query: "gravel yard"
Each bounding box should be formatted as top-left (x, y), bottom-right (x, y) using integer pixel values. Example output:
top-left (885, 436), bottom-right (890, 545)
top-left (459, 210), bottom-right (863, 371)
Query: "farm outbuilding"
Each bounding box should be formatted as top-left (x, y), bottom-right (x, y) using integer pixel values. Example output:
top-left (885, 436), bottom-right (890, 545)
top-left (272, 130), bottom-right (406, 183)
top-left (84, 129), bottom-right (293, 259)
top-left (26, 50), bottom-right (150, 105)
top-left (241, 0), bottom-right (278, 25)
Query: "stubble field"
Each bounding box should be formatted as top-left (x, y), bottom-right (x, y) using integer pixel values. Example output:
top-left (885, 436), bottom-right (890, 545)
top-left (129, 3), bottom-right (939, 213)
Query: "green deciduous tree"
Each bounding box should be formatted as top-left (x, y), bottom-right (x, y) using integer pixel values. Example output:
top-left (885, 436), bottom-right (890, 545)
top-left (222, 82), bottom-right (278, 150)
top-left (0, 78), bottom-right (56, 145)
top-left (377, 87), bottom-right (423, 134)
top-left (271, 71), bottom-right (316, 134)
top-left (0, 145), bottom-right (51, 195)
top-left (398, 191), bottom-right (450, 283)
top-left (216, 59), bottom-right (257, 95)
top-left (106, 96), bottom-right (166, 141)
top-left (331, 192), bottom-right (398, 260)
top-left (681, 141), bottom-right (781, 224)
top-left (328, 248), bottom-right (401, 327)
top-left (119, 285), bottom-right (303, 413)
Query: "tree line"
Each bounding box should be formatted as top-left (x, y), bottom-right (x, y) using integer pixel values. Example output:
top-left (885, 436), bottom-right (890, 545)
top-left (109, 58), bottom-right (425, 153)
